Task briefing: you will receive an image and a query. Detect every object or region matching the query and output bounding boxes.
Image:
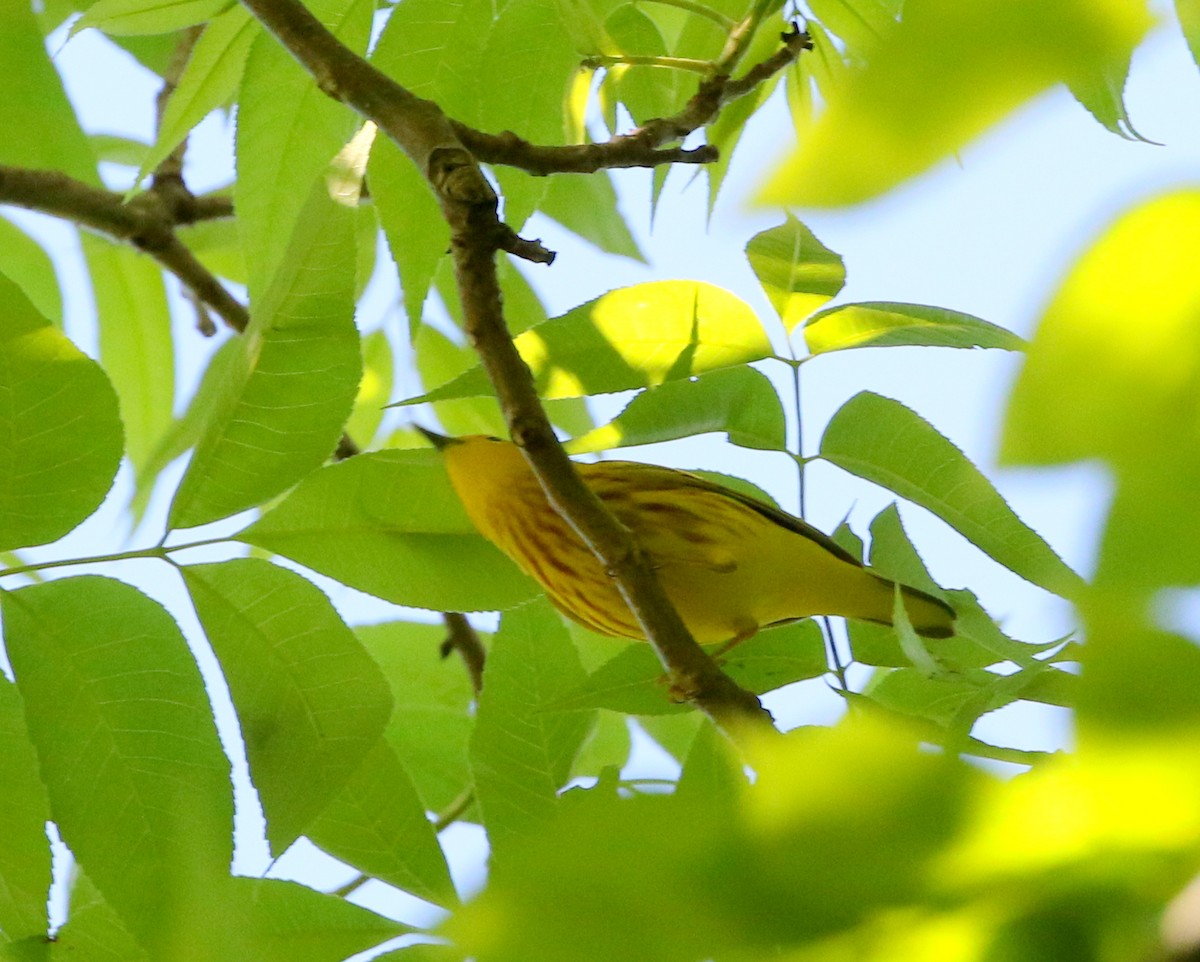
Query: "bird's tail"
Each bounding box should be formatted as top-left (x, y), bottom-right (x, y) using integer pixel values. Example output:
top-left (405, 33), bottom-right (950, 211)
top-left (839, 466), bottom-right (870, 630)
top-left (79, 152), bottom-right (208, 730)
top-left (859, 574), bottom-right (956, 639)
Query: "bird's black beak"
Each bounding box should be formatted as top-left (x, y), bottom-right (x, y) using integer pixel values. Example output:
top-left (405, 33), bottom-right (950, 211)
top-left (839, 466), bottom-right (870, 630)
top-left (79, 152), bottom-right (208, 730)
top-left (415, 425), bottom-right (455, 449)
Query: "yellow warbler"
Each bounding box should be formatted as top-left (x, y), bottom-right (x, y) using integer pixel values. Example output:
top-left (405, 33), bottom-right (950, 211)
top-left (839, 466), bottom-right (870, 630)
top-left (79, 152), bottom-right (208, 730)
top-left (425, 431), bottom-right (955, 645)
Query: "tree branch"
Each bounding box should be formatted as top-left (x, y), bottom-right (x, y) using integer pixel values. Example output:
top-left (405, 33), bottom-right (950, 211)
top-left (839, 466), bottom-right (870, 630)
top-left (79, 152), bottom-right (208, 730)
top-left (0, 164), bottom-right (247, 332)
top-left (440, 612), bottom-right (486, 695)
top-left (237, 0), bottom-right (775, 735)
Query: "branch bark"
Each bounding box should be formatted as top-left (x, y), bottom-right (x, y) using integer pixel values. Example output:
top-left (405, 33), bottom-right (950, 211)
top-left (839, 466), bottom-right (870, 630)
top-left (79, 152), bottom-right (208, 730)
top-left (237, 0), bottom-right (776, 736)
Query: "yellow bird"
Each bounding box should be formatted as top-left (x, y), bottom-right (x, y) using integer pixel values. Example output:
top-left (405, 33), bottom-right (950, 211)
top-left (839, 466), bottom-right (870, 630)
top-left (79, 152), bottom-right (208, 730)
top-left (424, 431), bottom-right (955, 646)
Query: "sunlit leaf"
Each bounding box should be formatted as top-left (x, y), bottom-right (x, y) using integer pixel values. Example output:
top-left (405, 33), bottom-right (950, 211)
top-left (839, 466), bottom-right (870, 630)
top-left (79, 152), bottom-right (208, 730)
top-left (398, 281), bottom-right (772, 405)
top-left (234, 0), bottom-right (370, 301)
top-left (807, 0), bottom-right (900, 57)
top-left (761, 0), bottom-right (1151, 206)
top-left (0, 1), bottom-right (96, 184)
top-left (801, 302), bottom-right (1024, 353)
top-left (746, 216), bottom-right (845, 331)
top-left (2, 577), bottom-right (233, 957)
top-left (73, 0), bottom-right (231, 35)
top-left (0, 280), bottom-right (122, 552)
top-left (1003, 190), bottom-right (1200, 593)
top-left (237, 449), bottom-right (540, 612)
top-left (183, 559), bottom-right (393, 853)
top-left (80, 234), bottom-right (174, 473)
top-left (822, 391), bottom-right (1084, 599)
top-left (565, 366), bottom-right (786, 454)
top-left (0, 216), bottom-right (62, 327)
top-left (168, 182), bottom-right (361, 530)
top-left (135, 5), bottom-right (258, 182)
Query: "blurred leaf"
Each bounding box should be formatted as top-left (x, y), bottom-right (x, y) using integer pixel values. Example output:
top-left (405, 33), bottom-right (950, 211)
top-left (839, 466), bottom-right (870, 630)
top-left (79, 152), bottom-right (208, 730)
top-left (237, 450), bottom-right (540, 612)
top-left (183, 559), bottom-right (393, 853)
top-left (136, 6), bottom-right (258, 183)
top-left (565, 366), bottom-right (786, 454)
top-left (821, 391), bottom-right (1084, 599)
top-left (80, 234), bottom-right (174, 473)
top-left (0, 676), bottom-right (52, 941)
top-left (761, 0), bottom-right (1151, 206)
top-left (571, 711), bottom-right (633, 780)
top-left (73, 0), bottom-right (231, 35)
top-left (168, 182), bottom-right (361, 530)
top-left (548, 622), bottom-right (827, 715)
top-left (369, 137), bottom-right (447, 336)
top-left (746, 216), bottom-right (846, 331)
top-left (0, 1), bottom-right (96, 183)
top-left (540, 171), bottom-right (644, 262)
top-left (356, 621), bottom-right (478, 813)
top-left (2, 577), bottom-right (233, 957)
top-left (1003, 190), bottom-right (1200, 595)
top-left (234, 0), bottom-right (369, 302)
top-left (675, 720), bottom-right (746, 806)
top-left (807, 0), bottom-right (900, 57)
top-left (175, 215), bottom-right (245, 284)
top-left (308, 738), bottom-right (458, 907)
top-left (399, 281), bottom-right (772, 405)
top-left (469, 599), bottom-right (592, 863)
top-left (1179, 0), bottom-right (1200, 70)
top-left (801, 302), bottom-right (1025, 354)
top-left (0, 216), bottom-right (61, 326)
top-left (89, 133), bottom-right (151, 167)
top-left (0, 279), bottom-right (122, 552)
top-left (346, 329), bottom-right (394, 448)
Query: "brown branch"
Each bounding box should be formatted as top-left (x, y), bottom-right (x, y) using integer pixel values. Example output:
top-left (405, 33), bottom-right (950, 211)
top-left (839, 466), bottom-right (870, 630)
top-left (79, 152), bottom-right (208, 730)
top-left (237, 0), bottom-right (774, 735)
top-left (451, 25), bottom-right (809, 177)
top-left (0, 164), bottom-right (247, 332)
top-left (440, 612), bottom-right (486, 695)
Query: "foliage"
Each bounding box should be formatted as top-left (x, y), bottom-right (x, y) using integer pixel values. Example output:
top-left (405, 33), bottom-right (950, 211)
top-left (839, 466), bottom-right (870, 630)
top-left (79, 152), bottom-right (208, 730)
top-left (1, 1), bottom-right (1197, 960)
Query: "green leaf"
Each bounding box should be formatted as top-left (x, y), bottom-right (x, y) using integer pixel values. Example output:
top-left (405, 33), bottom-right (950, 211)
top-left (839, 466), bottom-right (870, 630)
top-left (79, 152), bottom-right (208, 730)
top-left (821, 391), bottom-right (1084, 599)
top-left (565, 366), bottom-right (786, 454)
top-left (234, 0), bottom-right (370, 301)
top-left (2, 577), bottom-right (233, 957)
top-left (468, 599), bottom-right (592, 861)
top-left (0, 1), bottom-right (96, 184)
top-left (745, 216), bottom-right (846, 331)
top-left (540, 170), bottom-right (645, 262)
top-left (73, 0), bottom-right (232, 35)
top-left (1179, 0), bottom-right (1200, 70)
top-left (413, 324), bottom-right (509, 439)
top-left (345, 329), bottom-right (394, 448)
top-left (224, 877), bottom-right (409, 962)
top-left (1068, 45), bottom-right (1153, 141)
top-left (399, 280), bottom-right (772, 405)
top-left (183, 559), bottom-right (393, 853)
top-left (605, 5), bottom-right (673, 124)
top-left (1002, 190), bottom-right (1200, 594)
top-left (80, 234), bottom-right (174, 473)
top-left (175, 210), bottom-right (244, 284)
top-left (369, 138), bottom-right (447, 335)
top-left (168, 182), bottom-right (361, 530)
top-left (807, 0), bottom-right (899, 56)
top-left (548, 621), bottom-right (828, 715)
top-left (675, 720), bottom-right (746, 806)
top-left (356, 621), bottom-right (478, 813)
top-left (307, 738), bottom-right (458, 907)
top-left (0, 279), bottom-right (122, 552)
top-left (801, 301), bottom-right (1025, 353)
top-left (135, 6), bottom-right (258, 183)
top-left (237, 450), bottom-right (541, 612)
top-left (0, 216), bottom-right (62, 326)
top-left (53, 872), bottom-right (148, 962)
top-left (760, 0), bottom-right (1151, 206)
top-left (0, 677), bottom-right (52, 941)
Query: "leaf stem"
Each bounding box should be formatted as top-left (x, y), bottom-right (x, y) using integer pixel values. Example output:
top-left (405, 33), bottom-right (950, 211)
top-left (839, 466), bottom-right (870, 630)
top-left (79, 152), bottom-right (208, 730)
top-left (635, 0), bottom-right (735, 28)
top-left (0, 536), bottom-right (232, 580)
top-left (582, 54), bottom-right (714, 74)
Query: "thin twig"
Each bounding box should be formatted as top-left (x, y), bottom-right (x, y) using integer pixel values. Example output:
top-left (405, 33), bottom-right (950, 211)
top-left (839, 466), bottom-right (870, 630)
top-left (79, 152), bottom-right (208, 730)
top-left (440, 613), bottom-right (485, 695)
